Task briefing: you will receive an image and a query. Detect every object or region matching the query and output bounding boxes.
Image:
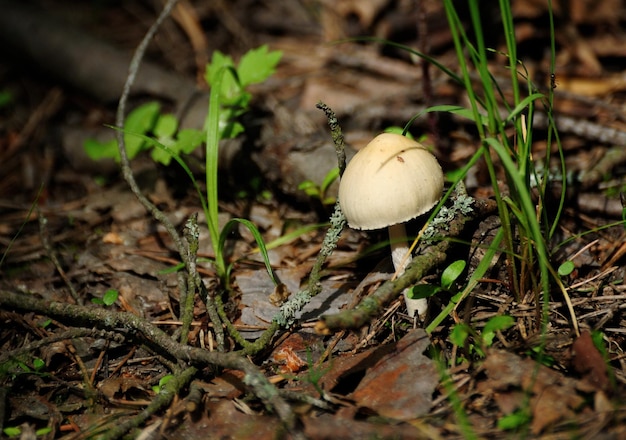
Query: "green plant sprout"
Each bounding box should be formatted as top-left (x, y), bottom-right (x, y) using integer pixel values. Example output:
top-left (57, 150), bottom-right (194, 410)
top-left (91, 289), bottom-right (119, 306)
top-left (3, 426), bottom-right (52, 438)
top-left (557, 260), bottom-right (575, 277)
top-left (497, 408), bottom-right (532, 431)
top-left (0, 356), bottom-right (48, 381)
top-left (152, 374), bottom-right (175, 394)
top-left (205, 45), bottom-right (282, 139)
top-left (84, 101), bottom-right (204, 165)
top-left (408, 259), bottom-right (466, 302)
top-left (450, 315), bottom-right (515, 359)
top-left (84, 44), bottom-right (281, 165)
top-left (298, 167), bottom-right (339, 205)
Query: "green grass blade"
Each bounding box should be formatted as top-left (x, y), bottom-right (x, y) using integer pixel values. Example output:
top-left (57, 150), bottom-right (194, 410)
top-left (426, 228), bottom-right (504, 334)
top-left (206, 68), bottom-right (226, 277)
top-left (219, 218), bottom-right (281, 287)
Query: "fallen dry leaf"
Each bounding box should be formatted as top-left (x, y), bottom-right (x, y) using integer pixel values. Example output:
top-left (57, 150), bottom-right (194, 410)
top-left (350, 329), bottom-right (437, 420)
top-left (571, 331), bottom-right (610, 392)
top-left (478, 350), bottom-right (587, 435)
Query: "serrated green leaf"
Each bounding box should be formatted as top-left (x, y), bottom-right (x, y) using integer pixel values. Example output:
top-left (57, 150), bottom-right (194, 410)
top-left (205, 51), bottom-right (235, 87)
top-left (150, 136), bottom-right (178, 165)
top-left (177, 129), bottom-right (205, 154)
top-left (125, 102), bottom-right (160, 133)
top-left (84, 138), bottom-right (120, 161)
top-left (154, 113), bottom-right (178, 138)
top-left (237, 44), bottom-right (282, 86)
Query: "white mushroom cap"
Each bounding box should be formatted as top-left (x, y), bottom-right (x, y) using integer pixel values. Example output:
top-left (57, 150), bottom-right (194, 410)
top-left (338, 133), bottom-right (444, 230)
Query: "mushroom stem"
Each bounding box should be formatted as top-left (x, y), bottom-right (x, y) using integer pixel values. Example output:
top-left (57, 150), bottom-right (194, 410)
top-left (388, 223), bottom-right (411, 274)
top-left (388, 223), bottom-right (427, 318)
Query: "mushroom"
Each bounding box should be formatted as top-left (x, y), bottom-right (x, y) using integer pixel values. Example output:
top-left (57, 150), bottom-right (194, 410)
top-left (338, 132), bottom-right (444, 317)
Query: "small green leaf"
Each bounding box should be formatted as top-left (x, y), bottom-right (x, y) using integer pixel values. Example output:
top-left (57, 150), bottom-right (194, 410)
top-left (320, 167), bottom-right (340, 194)
top-left (383, 126), bottom-right (414, 138)
top-left (441, 260), bottom-right (466, 290)
top-left (205, 51), bottom-right (235, 88)
top-left (481, 315), bottom-right (515, 346)
top-left (153, 374), bottom-right (175, 393)
top-left (102, 289), bottom-right (119, 306)
top-left (154, 113), bottom-right (178, 138)
top-left (557, 260), bottom-right (575, 277)
top-left (124, 102), bottom-right (161, 156)
top-left (33, 358), bottom-right (45, 371)
top-left (150, 136), bottom-right (178, 165)
top-left (36, 427), bottom-right (52, 436)
top-left (177, 129), bottom-right (205, 154)
top-left (84, 138), bottom-right (120, 161)
top-left (408, 284), bottom-right (440, 300)
top-left (237, 45), bottom-right (282, 86)
top-left (482, 315), bottom-right (515, 334)
top-left (3, 427), bottom-right (21, 437)
top-left (298, 181), bottom-right (320, 197)
top-left (498, 409), bottom-right (531, 430)
top-left (449, 323), bottom-right (471, 347)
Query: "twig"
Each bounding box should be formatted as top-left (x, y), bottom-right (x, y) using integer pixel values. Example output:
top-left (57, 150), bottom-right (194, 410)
top-left (315, 102), bottom-right (347, 175)
top-left (273, 103), bottom-right (347, 327)
top-left (113, 0), bottom-right (225, 349)
top-left (0, 328), bottom-right (124, 365)
top-left (115, 0), bottom-right (185, 261)
top-left (227, 102), bottom-right (350, 355)
top-left (38, 212), bottom-right (82, 305)
top-left (0, 290), bottom-right (297, 432)
top-left (100, 366), bottom-right (198, 440)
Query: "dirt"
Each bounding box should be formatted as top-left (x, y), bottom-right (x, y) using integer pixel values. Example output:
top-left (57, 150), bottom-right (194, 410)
top-left (1, 1), bottom-right (626, 439)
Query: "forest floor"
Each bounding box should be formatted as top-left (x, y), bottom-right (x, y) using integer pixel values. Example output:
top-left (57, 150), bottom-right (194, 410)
top-left (2, 1), bottom-right (626, 439)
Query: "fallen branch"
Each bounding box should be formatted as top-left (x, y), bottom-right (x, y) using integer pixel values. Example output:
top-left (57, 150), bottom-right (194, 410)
top-left (0, 290), bottom-right (297, 432)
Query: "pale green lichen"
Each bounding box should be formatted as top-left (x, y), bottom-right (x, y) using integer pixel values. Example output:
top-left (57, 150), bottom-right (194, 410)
top-left (422, 193), bottom-right (474, 242)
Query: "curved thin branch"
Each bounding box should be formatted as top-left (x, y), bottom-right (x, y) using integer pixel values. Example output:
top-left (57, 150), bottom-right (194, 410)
top-left (0, 290), bottom-right (296, 431)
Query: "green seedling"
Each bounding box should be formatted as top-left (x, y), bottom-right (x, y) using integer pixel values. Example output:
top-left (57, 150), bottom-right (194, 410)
top-left (205, 44), bottom-right (282, 140)
top-left (298, 167), bottom-right (339, 205)
top-left (84, 102), bottom-right (204, 165)
top-left (557, 260), bottom-right (575, 277)
top-left (91, 289), bottom-right (119, 306)
top-left (3, 426), bottom-right (52, 438)
top-left (0, 356), bottom-right (48, 380)
top-left (84, 45), bottom-right (281, 165)
top-left (152, 374), bottom-right (174, 394)
top-left (408, 259), bottom-right (466, 301)
top-left (524, 345), bottom-right (556, 367)
top-left (450, 315), bottom-right (515, 359)
top-left (498, 408), bottom-right (532, 431)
